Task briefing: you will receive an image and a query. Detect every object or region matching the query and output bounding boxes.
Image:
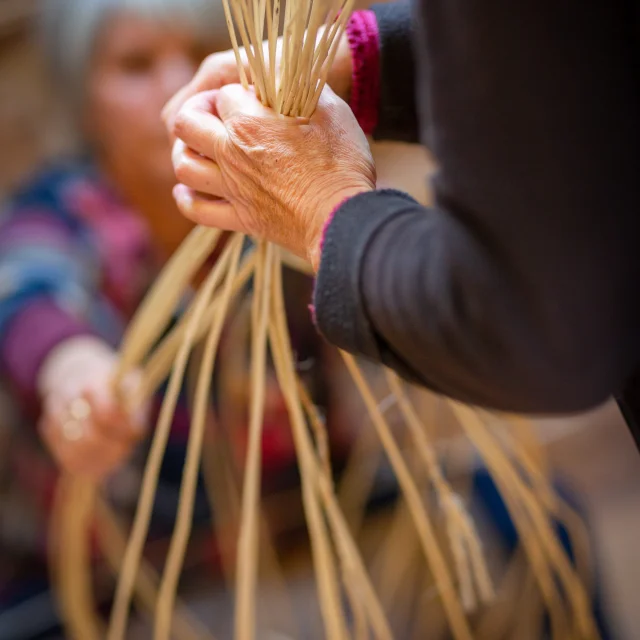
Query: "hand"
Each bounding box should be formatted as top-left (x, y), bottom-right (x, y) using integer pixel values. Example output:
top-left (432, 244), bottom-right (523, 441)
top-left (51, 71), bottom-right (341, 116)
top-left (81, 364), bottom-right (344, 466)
top-left (162, 29), bottom-right (353, 134)
top-left (171, 84), bottom-right (375, 270)
top-left (38, 337), bottom-right (148, 482)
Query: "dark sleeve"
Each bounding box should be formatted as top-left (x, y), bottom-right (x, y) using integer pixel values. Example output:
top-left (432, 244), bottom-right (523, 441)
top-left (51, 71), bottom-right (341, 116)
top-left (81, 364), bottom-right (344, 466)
top-left (314, 0), bottom-right (640, 414)
top-left (1, 300), bottom-right (92, 403)
top-left (368, 1), bottom-right (419, 143)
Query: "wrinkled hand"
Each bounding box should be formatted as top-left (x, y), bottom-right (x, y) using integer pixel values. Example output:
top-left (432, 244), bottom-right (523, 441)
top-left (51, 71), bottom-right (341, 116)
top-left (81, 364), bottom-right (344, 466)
top-left (162, 30), bottom-right (352, 133)
top-left (171, 84), bottom-right (375, 270)
top-left (38, 337), bottom-right (148, 482)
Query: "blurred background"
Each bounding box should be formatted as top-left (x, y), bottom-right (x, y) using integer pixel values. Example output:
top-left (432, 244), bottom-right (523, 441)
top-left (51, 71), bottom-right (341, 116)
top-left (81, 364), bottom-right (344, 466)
top-left (0, 1), bottom-right (639, 639)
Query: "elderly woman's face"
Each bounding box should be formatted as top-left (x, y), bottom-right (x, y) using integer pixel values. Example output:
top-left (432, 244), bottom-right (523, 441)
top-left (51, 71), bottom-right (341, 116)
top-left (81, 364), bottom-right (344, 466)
top-left (86, 12), bottom-right (211, 184)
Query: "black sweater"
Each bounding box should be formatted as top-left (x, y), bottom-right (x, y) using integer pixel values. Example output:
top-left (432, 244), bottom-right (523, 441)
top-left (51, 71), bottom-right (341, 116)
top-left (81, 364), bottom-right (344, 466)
top-left (314, 0), bottom-right (640, 423)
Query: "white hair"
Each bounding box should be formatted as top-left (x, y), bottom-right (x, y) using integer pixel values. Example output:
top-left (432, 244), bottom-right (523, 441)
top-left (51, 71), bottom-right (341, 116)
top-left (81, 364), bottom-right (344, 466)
top-left (40, 0), bottom-right (229, 112)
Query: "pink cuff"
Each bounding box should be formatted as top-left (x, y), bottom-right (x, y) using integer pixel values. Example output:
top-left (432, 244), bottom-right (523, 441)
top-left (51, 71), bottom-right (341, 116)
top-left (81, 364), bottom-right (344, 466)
top-left (347, 10), bottom-right (380, 135)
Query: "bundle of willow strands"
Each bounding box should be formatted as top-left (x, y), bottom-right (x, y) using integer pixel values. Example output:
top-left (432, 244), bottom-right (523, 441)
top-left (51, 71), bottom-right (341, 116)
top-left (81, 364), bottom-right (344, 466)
top-left (51, 348), bottom-right (599, 639)
top-left (452, 409), bottom-right (596, 639)
top-left (48, 0), bottom-right (602, 636)
top-left (50, 477), bottom-right (216, 640)
top-left (49, 476), bottom-right (102, 640)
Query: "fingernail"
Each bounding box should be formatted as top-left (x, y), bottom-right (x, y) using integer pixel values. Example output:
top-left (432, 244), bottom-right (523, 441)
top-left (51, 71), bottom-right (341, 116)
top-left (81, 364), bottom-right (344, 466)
top-left (172, 183), bottom-right (185, 202)
top-left (173, 184), bottom-right (193, 212)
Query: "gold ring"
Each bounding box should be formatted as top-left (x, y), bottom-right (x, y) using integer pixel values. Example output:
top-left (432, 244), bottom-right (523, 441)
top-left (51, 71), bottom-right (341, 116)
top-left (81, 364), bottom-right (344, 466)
top-left (62, 419), bottom-right (85, 442)
top-left (61, 398), bottom-right (92, 441)
top-left (69, 397), bottom-right (92, 421)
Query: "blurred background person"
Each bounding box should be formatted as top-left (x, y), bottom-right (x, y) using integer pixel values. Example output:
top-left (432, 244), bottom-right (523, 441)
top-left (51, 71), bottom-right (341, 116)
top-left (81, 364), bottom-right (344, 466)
top-left (0, 0), bottom-right (226, 624)
top-left (0, 0), bottom-right (351, 633)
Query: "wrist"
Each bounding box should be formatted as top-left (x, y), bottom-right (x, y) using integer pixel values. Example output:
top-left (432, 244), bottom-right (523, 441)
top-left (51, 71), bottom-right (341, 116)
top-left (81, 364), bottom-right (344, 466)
top-left (307, 184), bottom-right (373, 273)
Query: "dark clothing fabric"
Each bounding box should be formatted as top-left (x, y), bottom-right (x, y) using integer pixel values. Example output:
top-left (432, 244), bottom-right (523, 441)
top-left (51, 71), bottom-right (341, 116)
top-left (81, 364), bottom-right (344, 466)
top-left (369, 1), bottom-right (418, 142)
top-left (315, 0), bottom-right (640, 423)
top-left (616, 376), bottom-right (640, 449)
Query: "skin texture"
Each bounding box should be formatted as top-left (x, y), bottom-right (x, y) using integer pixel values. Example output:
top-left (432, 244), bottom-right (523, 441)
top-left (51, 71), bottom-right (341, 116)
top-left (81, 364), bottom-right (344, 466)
top-left (40, 13), bottom-right (219, 481)
top-left (161, 31), bottom-right (363, 270)
top-left (170, 84), bottom-right (376, 271)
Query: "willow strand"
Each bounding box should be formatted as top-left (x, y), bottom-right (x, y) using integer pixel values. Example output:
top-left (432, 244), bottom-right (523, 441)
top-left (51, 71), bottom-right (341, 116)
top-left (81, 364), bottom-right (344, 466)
top-left (298, 381), bottom-right (370, 640)
top-left (234, 241), bottom-right (274, 639)
top-left (452, 403), bottom-right (598, 639)
top-left (116, 227), bottom-right (220, 379)
top-left (342, 353), bottom-right (473, 640)
top-left (139, 250), bottom-right (257, 402)
top-left (270, 284), bottom-right (394, 639)
top-left (385, 370), bottom-right (494, 609)
top-left (108, 240), bottom-right (239, 640)
top-left (156, 234), bottom-right (245, 639)
top-left (268, 252), bottom-right (351, 640)
top-left (94, 497), bottom-right (215, 640)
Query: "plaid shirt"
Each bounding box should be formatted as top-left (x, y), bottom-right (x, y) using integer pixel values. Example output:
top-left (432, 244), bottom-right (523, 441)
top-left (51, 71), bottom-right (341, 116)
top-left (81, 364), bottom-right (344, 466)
top-left (0, 158), bottom-right (301, 568)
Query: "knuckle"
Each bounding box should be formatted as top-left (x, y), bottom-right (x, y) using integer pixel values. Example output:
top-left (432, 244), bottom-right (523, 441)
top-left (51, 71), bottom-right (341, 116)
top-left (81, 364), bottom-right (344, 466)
top-left (227, 115), bottom-right (261, 147)
top-left (216, 84), bottom-right (237, 110)
top-left (172, 110), bottom-right (192, 140)
top-left (201, 53), bottom-right (216, 70)
top-left (203, 51), bottom-right (224, 70)
top-left (197, 55), bottom-right (218, 81)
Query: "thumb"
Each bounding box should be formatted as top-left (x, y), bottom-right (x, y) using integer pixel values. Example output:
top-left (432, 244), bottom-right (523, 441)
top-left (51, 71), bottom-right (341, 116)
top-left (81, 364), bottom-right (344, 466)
top-left (215, 84), bottom-right (272, 122)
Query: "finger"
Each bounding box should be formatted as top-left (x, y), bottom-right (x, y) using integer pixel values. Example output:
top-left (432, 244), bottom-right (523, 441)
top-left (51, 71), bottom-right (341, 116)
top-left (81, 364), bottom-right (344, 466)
top-left (172, 140), bottom-right (226, 197)
top-left (85, 389), bottom-right (146, 444)
top-left (118, 372), bottom-right (151, 426)
top-left (162, 51), bottom-right (240, 131)
top-left (62, 444), bottom-right (128, 481)
top-left (40, 401), bottom-right (92, 446)
top-left (173, 91), bottom-right (228, 158)
top-left (173, 184), bottom-right (243, 231)
top-left (59, 439), bottom-right (130, 481)
top-left (215, 84), bottom-right (272, 122)
top-left (164, 84), bottom-right (197, 136)
top-left (163, 72), bottom-right (222, 135)
top-left (40, 416), bottom-right (131, 481)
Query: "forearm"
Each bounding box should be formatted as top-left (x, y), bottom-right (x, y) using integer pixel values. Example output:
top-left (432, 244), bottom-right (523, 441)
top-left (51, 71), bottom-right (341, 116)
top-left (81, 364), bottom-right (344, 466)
top-left (314, 188), bottom-right (639, 414)
top-left (314, 0), bottom-right (640, 414)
